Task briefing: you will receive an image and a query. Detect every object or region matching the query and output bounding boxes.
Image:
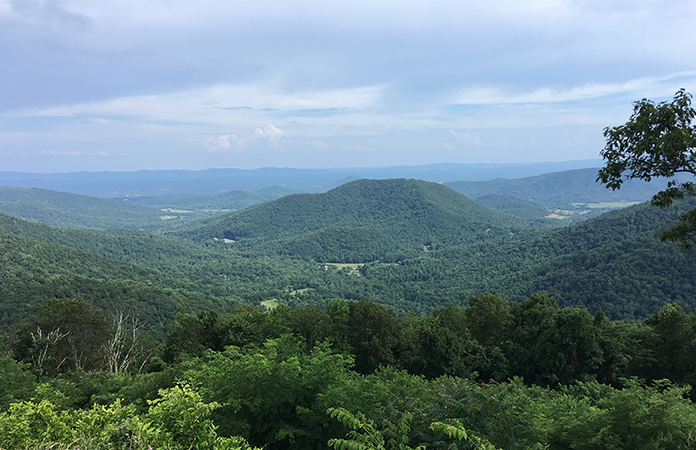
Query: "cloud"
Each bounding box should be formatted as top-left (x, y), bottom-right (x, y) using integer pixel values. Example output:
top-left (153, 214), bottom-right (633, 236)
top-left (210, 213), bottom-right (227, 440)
top-left (238, 125), bottom-right (286, 148)
top-left (312, 140), bottom-right (328, 150)
top-left (9, 0), bottom-right (93, 29)
top-left (340, 143), bottom-right (367, 152)
top-left (454, 72), bottom-right (696, 106)
top-left (10, 83), bottom-right (386, 123)
top-left (447, 130), bottom-right (481, 148)
top-left (207, 133), bottom-right (237, 152)
top-left (255, 124), bottom-right (285, 142)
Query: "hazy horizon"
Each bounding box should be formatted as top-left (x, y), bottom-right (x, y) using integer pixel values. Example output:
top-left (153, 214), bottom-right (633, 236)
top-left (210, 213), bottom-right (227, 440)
top-left (0, 158), bottom-right (605, 176)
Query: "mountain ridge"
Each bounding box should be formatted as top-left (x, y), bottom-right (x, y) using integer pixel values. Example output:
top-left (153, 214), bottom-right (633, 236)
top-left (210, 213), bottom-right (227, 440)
top-left (176, 178), bottom-right (523, 262)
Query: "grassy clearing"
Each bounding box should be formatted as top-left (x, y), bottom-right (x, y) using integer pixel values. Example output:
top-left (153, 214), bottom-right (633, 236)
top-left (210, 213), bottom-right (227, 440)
top-left (260, 299), bottom-right (279, 311)
top-left (546, 201), bottom-right (640, 219)
top-left (324, 263), bottom-right (364, 269)
top-left (290, 288), bottom-right (310, 296)
top-left (571, 201), bottom-right (642, 209)
top-left (323, 263), bottom-right (364, 274)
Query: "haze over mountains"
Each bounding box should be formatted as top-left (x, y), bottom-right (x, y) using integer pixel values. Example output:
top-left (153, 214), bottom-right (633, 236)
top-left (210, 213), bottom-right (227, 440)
top-left (0, 161), bottom-right (603, 198)
top-left (1, 163), bottom-right (695, 332)
top-left (1, 163), bottom-right (684, 230)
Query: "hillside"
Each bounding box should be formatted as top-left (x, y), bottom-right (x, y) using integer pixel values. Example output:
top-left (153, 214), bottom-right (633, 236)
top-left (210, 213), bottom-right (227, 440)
top-left (445, 168), bottom-right (666, 205)
top-left (0, 213), bottom-right (325, 300)
top-left (445, 168), bottom-right (696, 222)
top-left (473, 194), bottom-right (554, 222)
top-left (177, 178), bottom-right (524, 262)
top-left (122, 185), bottom-right (296, 210)
top-left (0, 186), bottom-right (166, 229)
top-left (0, 230), bottom-right (239, 337)
top-left (352, 198), bottom-right (696, 319)
top-left (1, 180), bottom-right (694, 326)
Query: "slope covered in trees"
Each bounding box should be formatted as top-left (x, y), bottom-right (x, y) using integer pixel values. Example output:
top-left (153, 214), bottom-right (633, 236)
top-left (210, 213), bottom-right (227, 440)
top-left (0, 227), bottom-right (246, 337)
top-left (0, 186), bottom-right (165, 229)
top-left (117, 185), bottom-right (295, 210)
top-left (445, 167), bottom-right (676, 207)
top-left (178, 179), bottom-right (525, 262)
top-left (353, 198), bottom-right (696, 319)
top-left (2, 173), bottom-right (696, 448)
top-left (2, 186), bottom-right (695, 322)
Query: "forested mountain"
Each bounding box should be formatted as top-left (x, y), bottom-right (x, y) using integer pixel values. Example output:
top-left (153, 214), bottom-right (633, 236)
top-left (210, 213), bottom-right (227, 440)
top-left (0, 186), bottom-right (165, 229)
top-left (3, 173), bottom-right (696, 449)
top-left (117, 185), bottom-right (295, 210)
top-left (446, 168), bottom-right (696, 223)
top-left (353, 198), bottom-right (696, 319)
top-left (0, 229), bottom-right (240, 337)
top-left (177, 179), bottom-right (524, 262)
top-left (1, 182), bottom-right (694, 324)
top-left (445, 167), bottom-right (671, 206)
top-left (472, 193), bottom-right (554, 222)
top-left (0, 212), bottom-right (337, 305)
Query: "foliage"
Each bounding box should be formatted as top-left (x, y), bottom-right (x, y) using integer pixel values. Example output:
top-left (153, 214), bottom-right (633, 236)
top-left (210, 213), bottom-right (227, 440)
top-left (415, 378), bottom-right (532, 450)
top-left (190, 334), bottom-right (354, 450)
top-left (530, 379), bottom-right (696, 450)
top-left (0, 383), bottom-right (260, 450)
top-left (327, 407), bottom-right (425, 450)
top-left (0, 355), bottom-right (36, 411)
top-left (14, 298), bottom-right (112, 375)
top-left (598, 89), bottom-right (696, 249)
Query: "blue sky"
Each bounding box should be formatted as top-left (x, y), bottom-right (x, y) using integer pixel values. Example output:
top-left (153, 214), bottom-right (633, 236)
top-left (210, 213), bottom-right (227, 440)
top-left (1, 0), bottom-right (695, 173)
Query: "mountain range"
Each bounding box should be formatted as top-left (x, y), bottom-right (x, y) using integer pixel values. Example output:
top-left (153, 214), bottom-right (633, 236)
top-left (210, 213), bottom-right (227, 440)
top-left (1, 168), bottom-right (694, 331)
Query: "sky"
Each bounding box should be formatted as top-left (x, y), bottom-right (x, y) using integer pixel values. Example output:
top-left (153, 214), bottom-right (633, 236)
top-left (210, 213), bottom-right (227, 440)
top-left (1, 0), bottom-right (695, 173)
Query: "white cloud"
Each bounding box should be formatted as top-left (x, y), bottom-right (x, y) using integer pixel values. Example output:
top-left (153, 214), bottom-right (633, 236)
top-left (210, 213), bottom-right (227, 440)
top-left (446, 129), bottom-right (481, 148)
top-left (312, 140), bottom-right (328, 150)
top-left (255, 124), bottom-right (285, 142)
top-left (238, 125), bottom-right (286, 148)
top-left (207, 133), bottom-right (237, 152)
top-left (9, 83), bottom-right (386, 123)
top-left (340, 143), bottom-right (367, 152)
top-left (455, 72), bottom-right (696, 105)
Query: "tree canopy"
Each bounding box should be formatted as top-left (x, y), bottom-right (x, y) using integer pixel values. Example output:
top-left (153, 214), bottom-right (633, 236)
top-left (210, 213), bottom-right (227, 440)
top-left (597, 88), bottom-right (696, 249)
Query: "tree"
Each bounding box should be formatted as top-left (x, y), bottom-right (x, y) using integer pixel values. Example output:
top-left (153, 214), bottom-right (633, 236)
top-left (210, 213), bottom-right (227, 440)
top-left (15, 298), bottom-right (112, 375)
top-left (464, 295), bottom-right (513, 347)
top-left (533, 308), bottom-right (603, 386)
top-left (347, 301), bottom-right (404, 374)
top-left (597, 88), bottom-right (696, 249)
top-left (191, 335), bottom-right (353, 450)
top-left (102, 309), bottom-right (152, 374)
top-left (0, 356), bottom-right (36, 410)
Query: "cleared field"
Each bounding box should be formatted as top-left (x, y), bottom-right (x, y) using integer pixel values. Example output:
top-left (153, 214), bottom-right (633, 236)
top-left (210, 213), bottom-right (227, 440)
top-left (260, 299), bottom-right (279, 310)
top-left (571, 202), bottom-right (642, 209)
top-left (323, 263), bottom-right (364, 274)
top-left (161, 208), bottom-right (194, 213)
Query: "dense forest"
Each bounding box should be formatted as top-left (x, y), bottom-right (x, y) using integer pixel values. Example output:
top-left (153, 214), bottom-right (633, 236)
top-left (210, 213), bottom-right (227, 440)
top-left (1, 175), bottom-right (696, 449)
top-left (3, 297), bottom-right (696, 449)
